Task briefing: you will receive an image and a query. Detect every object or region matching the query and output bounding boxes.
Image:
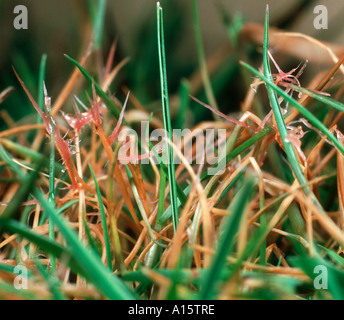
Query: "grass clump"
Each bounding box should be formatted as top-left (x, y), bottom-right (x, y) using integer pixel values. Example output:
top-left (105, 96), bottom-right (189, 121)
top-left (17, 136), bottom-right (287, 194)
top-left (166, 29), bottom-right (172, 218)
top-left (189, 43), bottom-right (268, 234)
top-left (1, 2), bottom-right (344, 300)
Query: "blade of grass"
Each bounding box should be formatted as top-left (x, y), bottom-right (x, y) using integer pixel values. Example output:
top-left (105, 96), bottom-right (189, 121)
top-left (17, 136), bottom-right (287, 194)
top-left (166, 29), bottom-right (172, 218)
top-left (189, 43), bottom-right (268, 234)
top-left (157, 2), bottom-right (179, 232)
top-left (192, 0), bottom-right (220, 121)
top-left (0, 281), bottom-right (36, 300)
top-left (290, 84), bottom-right (344, 113)
top-left (89, 163), bottom-right (112, 271)
top-left (0, 138), bottom-right (63, 171)
top-left (37, 54), bottom-right (47, 122)
top-left (0, 151), bottom-right (43, 236)
top-left (92, 0), bottom-right (107, 49)
top-left (261, 5), bottom-right (309, 193)
top-left (290, 255), bottom-right (344, 299)
top-left (33, 259), bottom-right (65, 300)
top-left (175, 79), bottom-right (190, 129)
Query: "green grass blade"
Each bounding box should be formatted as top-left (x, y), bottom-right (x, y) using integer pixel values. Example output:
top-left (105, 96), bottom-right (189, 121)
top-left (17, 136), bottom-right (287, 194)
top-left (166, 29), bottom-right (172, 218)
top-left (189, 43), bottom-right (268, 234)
top-left (192, 0), bottom-right (220, 120)
top-left (93, 0), bottom-right (107, 49)
top-left (290, 85), bottom-right (344, 113)
top-left (0, 138), bottom-right (64, 171)
top-left (37, 54), bottom-right (47, 118)
top-left (261, 6), bottom-right (308, 192)
top-left (0, 281), bottom-right (36, 300)
top-left (175, 79), bottom-right (190, 129)
top-left (89, 163), bottom-right (112, 271)
top-left (64, 54), bottom-right (121, 119)
top-left (319, 245), bottom-right (344, 267)
top-left (157, 2), bottom-right (179, 232)
top-left (34, 259), bottom-right (65, 300)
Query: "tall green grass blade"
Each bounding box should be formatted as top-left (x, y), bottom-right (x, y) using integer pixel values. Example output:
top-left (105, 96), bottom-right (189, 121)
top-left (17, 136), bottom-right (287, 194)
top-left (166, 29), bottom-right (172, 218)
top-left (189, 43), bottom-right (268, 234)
top-left (89, 163), bottom-right (112, 271)
top-left (261, 6), bottom-right (309, 192)
top-left (157, 2), bottom-right (179, 232)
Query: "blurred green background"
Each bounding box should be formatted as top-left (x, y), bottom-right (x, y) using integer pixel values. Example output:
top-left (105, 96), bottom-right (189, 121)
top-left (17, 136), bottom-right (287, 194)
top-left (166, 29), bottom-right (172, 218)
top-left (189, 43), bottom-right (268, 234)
top-left (1, 0), bottom-right (343, 128)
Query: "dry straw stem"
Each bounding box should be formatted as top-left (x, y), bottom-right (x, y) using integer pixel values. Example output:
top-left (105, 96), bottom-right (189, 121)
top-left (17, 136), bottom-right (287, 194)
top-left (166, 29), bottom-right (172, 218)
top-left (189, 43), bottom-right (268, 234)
top-left (240, 23), bottom-right (344, 67)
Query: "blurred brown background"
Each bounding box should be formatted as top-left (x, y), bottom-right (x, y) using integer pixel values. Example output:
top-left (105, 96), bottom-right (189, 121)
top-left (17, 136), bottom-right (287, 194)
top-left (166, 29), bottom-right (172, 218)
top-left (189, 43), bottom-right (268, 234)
top-left (1, 0), bottom-right (344, 72)
top-left (1, 0), bottom-right (344, 122)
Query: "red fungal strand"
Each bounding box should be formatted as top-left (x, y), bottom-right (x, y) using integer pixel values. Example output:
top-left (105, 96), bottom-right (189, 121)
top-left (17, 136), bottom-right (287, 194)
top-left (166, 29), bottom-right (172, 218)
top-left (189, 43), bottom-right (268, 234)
top-left (14, 67), bottom-right (79, 189)
top-left (13, 67), bottom-right (52, 134)
top-left (90, 79), bottom-right (102, 126)
top-left (189, 95), bottom-right (258, 132)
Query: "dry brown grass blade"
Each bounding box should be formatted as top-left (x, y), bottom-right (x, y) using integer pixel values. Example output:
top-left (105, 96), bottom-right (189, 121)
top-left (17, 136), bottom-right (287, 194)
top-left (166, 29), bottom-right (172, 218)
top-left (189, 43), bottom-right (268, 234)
top-left (0, 124), bottom-right (45, 139)
top-left (102, 57), bottom-right (130, 93)
top-left (127, 164), bottom-right (150, 217)
top-left (165, 137), bottom-right (212, 268)
top-left (241, 23), bottom-right (344, 66)
top-left (104, 38), bottom-right (117, 81)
